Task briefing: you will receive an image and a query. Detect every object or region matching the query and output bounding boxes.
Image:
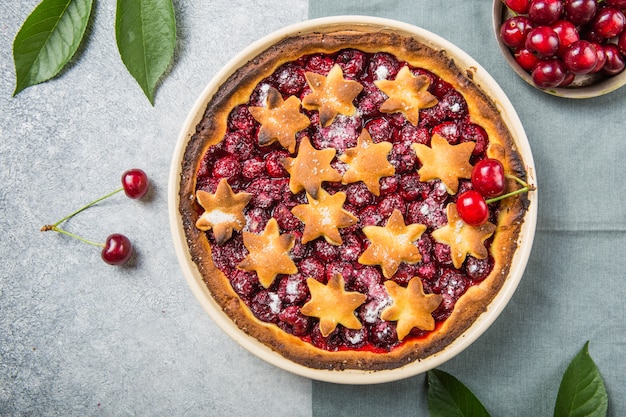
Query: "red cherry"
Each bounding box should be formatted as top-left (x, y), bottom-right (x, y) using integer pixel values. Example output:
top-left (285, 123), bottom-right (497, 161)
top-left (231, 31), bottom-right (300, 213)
top-left (514, 47), bottom-right (541, 71)
top-left (592, 7), bottom-right (626, 38)
top-left (531, 59), bottom-right (568, 88)
top-left (525, 26), bottom-right (560, 58)
top-left (529, 0), bottom-right (564, 25)
top-left (551, 20), bottom-right (580, 56)
top-left (471, 159), bottom-right (506, 198)
top-left (564, 0), bottom-right (597, 26)
top-left (505, 0), bottom-right (531, 14)
top-left (456, 191), bottom-right (489, 226)
top-left (122, 169), bottom-right (149, 199)
top-left (500, 16), bottom-right (535, 49)
top-left (101, 234), bottom-right (133, 265)
top-left (563, 40), bottom-right (599, 74)
top-left (602, 43), bottom-right (626, 75)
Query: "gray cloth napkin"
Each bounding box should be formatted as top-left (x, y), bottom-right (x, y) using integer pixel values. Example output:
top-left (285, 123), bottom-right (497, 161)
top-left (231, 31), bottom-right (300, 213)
top-left (310, 1), bottom-right (626, 416)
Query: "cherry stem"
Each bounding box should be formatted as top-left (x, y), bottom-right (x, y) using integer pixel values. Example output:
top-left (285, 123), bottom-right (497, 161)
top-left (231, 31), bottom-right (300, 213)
top-left (50, 187), bottom-right (124, 227)
top-left (42, 225), bottom-right (105, 248)
top-left (485, 174), bottom-right (535, 204)
top-left (40, 187), bottom-right (124, 246)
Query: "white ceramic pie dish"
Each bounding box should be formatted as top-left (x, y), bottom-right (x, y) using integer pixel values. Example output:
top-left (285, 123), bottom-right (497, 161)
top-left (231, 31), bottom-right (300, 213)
top-left (492, 0), bottom-right (626, 98)
top-left (168, 15), bottom-right (538, 384)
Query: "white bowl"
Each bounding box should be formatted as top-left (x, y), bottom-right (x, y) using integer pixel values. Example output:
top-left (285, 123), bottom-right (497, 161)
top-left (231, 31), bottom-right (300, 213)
top-left (493, 0), bottom-right (626, 98)
top-left (168, 15), bottom-right (537, 384)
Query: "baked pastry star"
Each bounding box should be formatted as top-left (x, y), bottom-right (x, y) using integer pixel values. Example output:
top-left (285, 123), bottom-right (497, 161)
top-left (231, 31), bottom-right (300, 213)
top-left (358, 209), bottom-right (427, 278)
top-left (301, 273), bottom-right (367, 337)
top-left (412, 133), bottom-right (475, 195)
top-left (302, 64), bottom-right (364, 127)
top-left (432, 203), bottom-right (496, 269)
top-left (283, 136), bottom-right (342, 198)
top-left (238, 218), bottom-right (298, 288)
top-left (374, 66), bottom-right (438, 126)
top-left (249, 87), bottom-right (310, 153)
top-left (291, 188), bottom-right (358, 245)
top-left (339, 128), bottom-right (395, 196)
top-left (195, 178), bottom-right (252, 245)
top-left (381, 277), bottom-right (442, 340)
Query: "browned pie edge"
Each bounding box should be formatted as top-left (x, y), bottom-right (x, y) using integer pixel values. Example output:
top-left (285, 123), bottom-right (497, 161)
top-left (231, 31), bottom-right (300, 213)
top-left (178, 28), bottom-right (530, 371)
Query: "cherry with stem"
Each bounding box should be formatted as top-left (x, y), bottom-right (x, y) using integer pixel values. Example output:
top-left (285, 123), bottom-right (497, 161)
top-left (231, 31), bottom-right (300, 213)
top-left (41, 169), bottom-right (149, 266)
top-left (458, 167), bottom-right (535, 227)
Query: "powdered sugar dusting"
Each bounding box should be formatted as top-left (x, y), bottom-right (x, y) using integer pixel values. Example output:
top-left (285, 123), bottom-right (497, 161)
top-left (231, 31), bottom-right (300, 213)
top-left (375, 65), bottom-right (389, 80)
top-left (319, 207), bottom-right (332, 225)
top-left (268, 292), bottom-right (281, 314)
top-left (201, 209), bottom-right (238, 226)
top-left (317, 114), bottom-right (360, 152)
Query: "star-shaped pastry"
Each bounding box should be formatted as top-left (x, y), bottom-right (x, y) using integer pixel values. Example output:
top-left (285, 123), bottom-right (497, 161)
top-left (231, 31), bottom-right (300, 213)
top-left (195, 178), bottom-right (252, 245)
top-left (238, 218), bottom-right (298, 288)
top-left (374, 66), bottom-right (438, 126)
top-left (380, 277), bottom-right (443, 340)
top-left (358, 209), bottom-right (427, 278)
top-left (291, 188), bottom-right (358, 245)
top-left (431, 203), bottom-right (496, 269)
top-left (302, 64), bottom-right (364, 128)
top-left (339, 129), bottom-right (395, 196)
top-left (283, 136), bottom-right (342, 198)
top-left (301, 273), bottom-right (367, 337)
top-left (249, 87), bottom-right (310, 153)
top-left (412, 133), bottom-right (475, 195)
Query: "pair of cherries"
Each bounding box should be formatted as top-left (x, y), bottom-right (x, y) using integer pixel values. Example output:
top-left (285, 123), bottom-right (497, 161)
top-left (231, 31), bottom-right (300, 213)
top-left (456, 159), bottom-right (509, 226)
top-left (41, 169), bottom-right (149, 265)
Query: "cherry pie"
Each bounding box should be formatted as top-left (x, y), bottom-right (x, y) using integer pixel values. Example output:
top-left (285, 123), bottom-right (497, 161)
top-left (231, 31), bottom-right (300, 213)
top-left (177, 26), bottom-right (531, 371)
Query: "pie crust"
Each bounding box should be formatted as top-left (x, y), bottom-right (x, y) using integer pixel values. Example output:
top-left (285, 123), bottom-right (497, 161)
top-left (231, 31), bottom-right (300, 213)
top-left (177, 27), bottom-right (531, 372)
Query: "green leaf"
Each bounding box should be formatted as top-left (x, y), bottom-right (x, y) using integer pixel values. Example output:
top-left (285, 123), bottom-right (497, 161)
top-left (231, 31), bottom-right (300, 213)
top-left (115, 0), bottom-right (176, 104)
top-left (12, 0), bottom-right (94, 96)
top-left (554, 342), bottom-right (608, 417)
top-left (427, 369), bottom-right (491, 417)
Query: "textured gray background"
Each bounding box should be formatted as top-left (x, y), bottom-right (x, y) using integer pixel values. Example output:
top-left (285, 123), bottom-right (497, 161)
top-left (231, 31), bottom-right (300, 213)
top-left (2, 0), bottom-right (625, 416)
top-left (1, 1), bottom-right (309, 415)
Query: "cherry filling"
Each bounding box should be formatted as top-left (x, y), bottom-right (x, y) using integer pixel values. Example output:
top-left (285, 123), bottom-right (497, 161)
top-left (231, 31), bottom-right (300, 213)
top-left (196, 49), bottom-right (497, 352)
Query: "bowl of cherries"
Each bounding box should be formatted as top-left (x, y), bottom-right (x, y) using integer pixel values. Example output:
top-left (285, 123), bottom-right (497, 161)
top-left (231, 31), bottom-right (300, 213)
top-left (493, 0), bottom-right (626, 97)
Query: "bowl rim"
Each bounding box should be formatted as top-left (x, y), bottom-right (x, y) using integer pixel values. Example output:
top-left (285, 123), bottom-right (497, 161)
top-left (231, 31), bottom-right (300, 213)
top-left (492, 0), bottom-right (626, 98)
top-left (168, 15), bottom-right (538, 385)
